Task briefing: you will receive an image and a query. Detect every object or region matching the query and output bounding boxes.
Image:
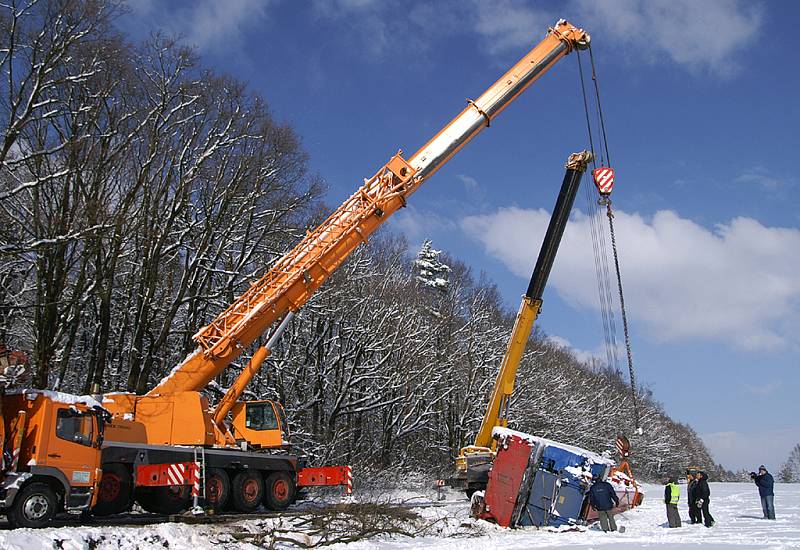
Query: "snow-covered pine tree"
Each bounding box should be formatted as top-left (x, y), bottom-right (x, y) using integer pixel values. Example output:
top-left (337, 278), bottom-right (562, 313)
top-left (412, 240), bottom-right (451, 292)
top-left (779, 443), bottom-right (800, 482)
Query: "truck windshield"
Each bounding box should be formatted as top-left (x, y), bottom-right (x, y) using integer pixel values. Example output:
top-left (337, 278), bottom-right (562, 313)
top-left (245, 402), bottom-right (279, 431)
top-left (55, 408), bottom-right (94, 446)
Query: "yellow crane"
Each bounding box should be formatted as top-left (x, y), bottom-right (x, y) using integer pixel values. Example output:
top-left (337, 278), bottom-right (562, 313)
top-left (453, 151), bottom-right (593, 496)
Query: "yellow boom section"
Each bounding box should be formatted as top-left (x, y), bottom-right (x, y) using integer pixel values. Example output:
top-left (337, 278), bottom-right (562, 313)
top-left (473, 296), bottom-right (542, 449)
top-left (467, 151), bottom-right (593, 452)
top-left (149, 20), bottom-right (590, 396)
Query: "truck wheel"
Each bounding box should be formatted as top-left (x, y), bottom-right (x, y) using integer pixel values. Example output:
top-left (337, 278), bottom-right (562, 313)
top-left (206, 468), bottom-right (231, 511)
top-left (93, 463), bottom-right (132, 516)
top-left (263, 471), bottom-right (296, 511)
top-left (8, 482), bottom-right (58, 528)
top-left (231, 470), bottom-right (263, 513)
top-left (136, 486), bottom-right (191, 515)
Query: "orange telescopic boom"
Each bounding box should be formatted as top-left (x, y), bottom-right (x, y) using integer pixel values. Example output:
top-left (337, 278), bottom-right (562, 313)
top-left (148, 20), bottom-right (590, 404)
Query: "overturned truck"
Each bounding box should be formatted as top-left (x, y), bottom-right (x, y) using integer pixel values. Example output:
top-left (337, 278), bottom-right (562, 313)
top-left (472, 428), bottom-right (643, 529)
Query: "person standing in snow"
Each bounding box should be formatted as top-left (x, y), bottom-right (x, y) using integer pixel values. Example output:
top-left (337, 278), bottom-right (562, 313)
top-left (664, 477), bottom-right (681, 528)
top-left (750, 465), bottom-right (776, 519)
top-left (687, 470), bottom-right (701, 524)
top-left (694, 471), bottom-right (715, 527)
top-left (588, 476), bottom-right (620, 532)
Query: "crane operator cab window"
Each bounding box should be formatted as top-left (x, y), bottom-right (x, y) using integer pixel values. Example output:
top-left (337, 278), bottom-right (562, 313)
top-left (55, 408), bottom-right (94, 446)
top-left (245, 402), bottom-right (279, 431)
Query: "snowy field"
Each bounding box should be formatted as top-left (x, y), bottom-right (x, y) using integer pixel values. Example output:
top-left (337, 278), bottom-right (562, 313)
top-left (0, 482), bottom-right (798, 549)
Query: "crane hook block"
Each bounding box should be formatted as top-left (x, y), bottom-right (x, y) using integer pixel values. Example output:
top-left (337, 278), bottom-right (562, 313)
top-left (592, 166), bottom-right (615, 196)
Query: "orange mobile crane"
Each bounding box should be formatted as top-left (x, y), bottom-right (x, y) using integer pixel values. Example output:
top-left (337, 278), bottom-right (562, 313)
top-left (0, 20), bottom-right (590, 528)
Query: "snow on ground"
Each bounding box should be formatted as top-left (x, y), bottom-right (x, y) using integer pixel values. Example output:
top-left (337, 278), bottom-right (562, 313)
top-left (0, 483), bottom-right (798, 549)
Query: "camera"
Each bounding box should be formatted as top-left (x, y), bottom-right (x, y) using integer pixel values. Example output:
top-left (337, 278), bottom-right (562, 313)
top-left (749, 471), bottom-right (757, 479)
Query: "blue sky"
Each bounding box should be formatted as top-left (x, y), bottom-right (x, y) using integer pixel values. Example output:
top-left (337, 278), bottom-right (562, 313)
top-left (124, 0), bottom-right (799, 472)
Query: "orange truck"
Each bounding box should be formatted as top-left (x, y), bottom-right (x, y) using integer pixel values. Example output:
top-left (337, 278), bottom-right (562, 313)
top-left (0, 20), bottom-right (591, 528)
top-left (0, 388), bottom-right (104, 528)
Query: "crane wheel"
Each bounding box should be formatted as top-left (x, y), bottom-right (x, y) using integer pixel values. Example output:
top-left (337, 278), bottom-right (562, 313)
top-left (231, 470), bottom-right (264, 513)
top-left (7, 482), bottom-right (58, 529)
top-left (206, 468), bottom-right (231, 511)
top-left (263, 471), bottom-right (296, 511)
top-left (92, 463), bottom-right (132, 516)
top-left (135, 485), bottom-right (191, 515)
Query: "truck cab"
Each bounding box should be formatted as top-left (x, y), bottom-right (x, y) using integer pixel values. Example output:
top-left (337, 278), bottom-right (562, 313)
top-left (0, 391), bottom-right (104, 528)
top-left (230, 400), bottom-right (288, 449)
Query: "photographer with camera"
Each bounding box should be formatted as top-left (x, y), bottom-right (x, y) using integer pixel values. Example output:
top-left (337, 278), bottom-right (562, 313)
top-left (750, 465), bottom-right (776, 519)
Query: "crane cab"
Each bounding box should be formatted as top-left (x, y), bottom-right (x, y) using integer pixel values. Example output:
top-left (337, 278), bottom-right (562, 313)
top-left (230, 400), bottom-right (287, 449)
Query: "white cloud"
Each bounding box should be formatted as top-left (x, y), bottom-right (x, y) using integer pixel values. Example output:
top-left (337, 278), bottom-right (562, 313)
top-left (388, 205), bottom-right (458, 250)
top-left (182, 0), bottom-right (271, 52)
top-left (703, 428), bottom-right (800, 471)
top-left (735, 168), bottom-right (786, 191)
top-left (311, 0), bottom-right (389, 58)
top-left (125, 0), bottom-right (156, 17)
top-left (461, 207), bottom-right (800, 351)
top-left (744, 382), bottom-right (779, 397)
top-left (470, 0), bottom-right (551, 56)
top-left (463, 0), bottom-right (762, 76)
top-left (457, 174), bottom-right (479, 192)
top-left (578, 0), bottom-right (762, 77)
top-left (546, 335), bottom-right (603, 365)
top-left (128, 0), bottom-right (271, 53)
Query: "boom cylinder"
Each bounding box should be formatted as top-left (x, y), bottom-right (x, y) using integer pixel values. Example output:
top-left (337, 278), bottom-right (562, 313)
top-left (526, 151), bottom-right (593, 301)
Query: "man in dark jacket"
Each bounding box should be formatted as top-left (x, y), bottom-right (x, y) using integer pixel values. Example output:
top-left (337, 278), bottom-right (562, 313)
top-left (588, 476), bottom-right (620, 532)
top-left (687, 470), bottom-right (701, 524)
top-left (694, 471), bottom-right (715, 527)
top-left (751, 465), bottom-right (776, 519)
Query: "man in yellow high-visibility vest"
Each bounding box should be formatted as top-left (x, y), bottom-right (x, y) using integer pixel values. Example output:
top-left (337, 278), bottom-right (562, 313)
top-left (664, 477), bottom-right (681, 527)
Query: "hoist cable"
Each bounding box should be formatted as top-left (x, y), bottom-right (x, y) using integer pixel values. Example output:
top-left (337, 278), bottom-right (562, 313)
top-left (589, 45), bottom-right (612, 168)
top-left (586, 45), bottom-right (620, 372)
top-left (579, 48), bottom-right (640, 431)
top-left (577, 51), bottom-right (619, 372)
top-left (576, 52), bottom-right (596, 161)
top-left (606, 204), bottom-right (640, 430)
top-left (588, 45), bottom-right (640, 431)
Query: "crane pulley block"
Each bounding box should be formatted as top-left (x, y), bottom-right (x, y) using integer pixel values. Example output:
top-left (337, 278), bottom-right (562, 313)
top-left (592, 166), bottom-right (615, 196)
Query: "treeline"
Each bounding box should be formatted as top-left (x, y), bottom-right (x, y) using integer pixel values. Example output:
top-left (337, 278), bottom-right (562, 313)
top-left (0, 0), bottom-right (727, 481)
top-left (242, 236), bottom-right (730, 481)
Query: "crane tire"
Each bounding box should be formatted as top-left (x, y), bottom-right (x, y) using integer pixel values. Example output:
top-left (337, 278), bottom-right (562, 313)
top-left (231, 470), bottom-right (264, 513)
top-left (263, 471), bottom-right (296, 511)
top-left (206, 468), bottom-right (231, 511)
top-left (8, 482), bottom-right (58, 529)
top-left (93, 463), bottom-right (132, 516)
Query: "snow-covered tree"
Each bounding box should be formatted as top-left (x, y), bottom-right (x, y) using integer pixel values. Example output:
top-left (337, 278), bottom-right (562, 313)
top-left (412, 240), bottom-right (450, 291)
top-left (779, 444), bottom-right (800, 482)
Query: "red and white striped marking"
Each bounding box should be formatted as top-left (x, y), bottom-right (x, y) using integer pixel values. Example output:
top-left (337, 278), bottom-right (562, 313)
top-left (191, 461), bottom-right (201, 497)
top-left (166, 463), bottom-right (186, 486)
top-left (593, 167), bottom-right (615, 195)
top-left (345, 465), bottom-right (353, 495)
top-left (436, 479), bottom-right (445, 487)
top-left (10, 446), bottom-right (20, 472)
